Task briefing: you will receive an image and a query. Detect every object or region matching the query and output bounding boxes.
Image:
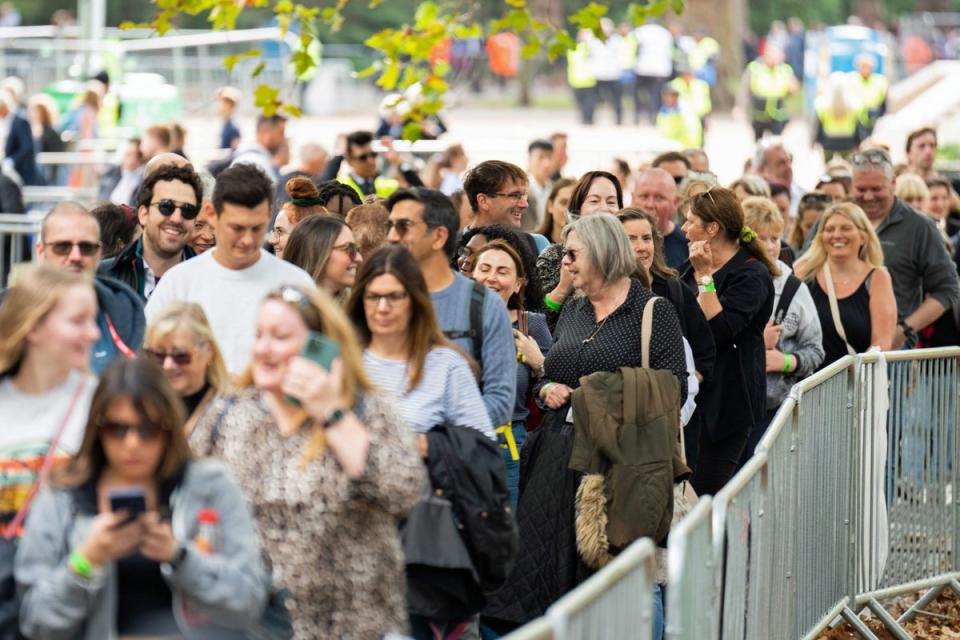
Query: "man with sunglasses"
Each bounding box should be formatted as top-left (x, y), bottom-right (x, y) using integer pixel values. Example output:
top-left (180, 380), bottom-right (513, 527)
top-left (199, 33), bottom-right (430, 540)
top-left (145, 163), bottom-right (314, 374)
top-left (846, 148), bottom-right (960, 347)
top-left (31, 202), bottom-right (145, 374)
top-left (99, 164), bottom-right (203, 302)
top-left (320, 130), bottom-right (422, 200)
top-left (385, 187), bottom-right (516, 430)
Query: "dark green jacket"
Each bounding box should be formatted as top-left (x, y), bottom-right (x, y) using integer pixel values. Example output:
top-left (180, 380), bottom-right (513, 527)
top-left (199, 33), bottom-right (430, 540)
top-left (569, 366), bottom-right (683, 549)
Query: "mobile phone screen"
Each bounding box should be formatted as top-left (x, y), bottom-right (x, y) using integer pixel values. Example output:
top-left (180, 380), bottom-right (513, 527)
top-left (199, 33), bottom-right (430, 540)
top-left (108, 487), bottom-right (147, 526)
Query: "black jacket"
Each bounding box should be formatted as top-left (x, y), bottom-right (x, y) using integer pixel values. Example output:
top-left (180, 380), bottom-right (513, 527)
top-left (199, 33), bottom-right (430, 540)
top-left (5, 114), bottom-right (39, 186)
top-left (681, 248), bottom-right (774, 442)
top-left (98, 238), bottom-right (195, 301)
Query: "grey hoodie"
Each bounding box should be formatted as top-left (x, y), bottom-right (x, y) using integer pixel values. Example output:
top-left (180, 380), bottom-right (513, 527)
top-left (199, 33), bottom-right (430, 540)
top-left (766, 260), bottom-right (825, 408)
top-left (15, 459), bottom-right (268, 640)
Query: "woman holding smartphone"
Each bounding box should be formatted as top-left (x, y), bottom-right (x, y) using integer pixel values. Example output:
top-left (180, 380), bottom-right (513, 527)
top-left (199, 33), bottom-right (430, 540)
top-left (190, 284), bottom-right (425, 639)
top-left (15, 357), bottom-right (269, 640)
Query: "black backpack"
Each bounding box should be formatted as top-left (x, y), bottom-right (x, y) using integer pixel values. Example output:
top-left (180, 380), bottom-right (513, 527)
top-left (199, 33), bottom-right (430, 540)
top-left (425, 425), bottom-right (518, 595)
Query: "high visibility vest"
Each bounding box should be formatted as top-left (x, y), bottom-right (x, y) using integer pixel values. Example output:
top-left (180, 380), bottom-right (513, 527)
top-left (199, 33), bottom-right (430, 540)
top-left (815, 98), bottom-right (859, 138)
top-left (689, 37), bottom-right (719, 71)
top-left (617, 34), bottom-right (638, 71)
top-left (338, 174), bottom-right (400, 200)
top-left (656, 106), bottom-right (703, 149)
top-left (669, 76), bottom-right (712, 119)
top-left (855, 73), bottom-right (887, 109)
top-left (567, 43), bottom-right (597, 89)
top-left (748, 60), bottom-right (794, 122)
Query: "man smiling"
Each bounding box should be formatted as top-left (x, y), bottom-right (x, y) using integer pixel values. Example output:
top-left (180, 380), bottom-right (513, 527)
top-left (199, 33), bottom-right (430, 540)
top-left (99, 164), bottom-right (202, 301)
top-left (146, 164), bottom-right (314, 374)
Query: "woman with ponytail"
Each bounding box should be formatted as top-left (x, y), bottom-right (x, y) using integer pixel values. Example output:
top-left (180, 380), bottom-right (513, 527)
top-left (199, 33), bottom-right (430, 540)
top-left (679, 186), bottom-right (776, 495)
top-left (270, 176), bottom-right (328, 259)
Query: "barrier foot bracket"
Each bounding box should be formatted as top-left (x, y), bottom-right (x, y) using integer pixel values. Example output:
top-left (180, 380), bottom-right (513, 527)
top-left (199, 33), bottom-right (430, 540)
top-left (897, 583), bottom-right (947, 625)
top-left (841, 607), bottom-right (881, 640)
top-left (865, 598), bottom-right (911, 640)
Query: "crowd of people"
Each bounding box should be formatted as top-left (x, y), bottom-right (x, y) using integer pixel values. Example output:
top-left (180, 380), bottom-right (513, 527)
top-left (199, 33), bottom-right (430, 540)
top-left (1, 57), bottom-right (960, 640)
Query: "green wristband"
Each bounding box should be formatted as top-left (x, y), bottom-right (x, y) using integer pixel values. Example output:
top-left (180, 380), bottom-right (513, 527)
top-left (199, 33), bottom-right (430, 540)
top-left (69, 550), bottom-right (94, 580)
top-left (544, 294), bottom-right (563, 312)
top-left (782, 353), bottom-right (792, 374)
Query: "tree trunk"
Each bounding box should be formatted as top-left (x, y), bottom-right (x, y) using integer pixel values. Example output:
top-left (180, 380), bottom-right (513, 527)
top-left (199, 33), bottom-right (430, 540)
top-left (683, 0), bottom-right (745, 112)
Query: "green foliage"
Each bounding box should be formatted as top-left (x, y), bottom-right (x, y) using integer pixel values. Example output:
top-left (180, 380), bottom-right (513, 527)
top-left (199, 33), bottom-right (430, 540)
top-left (125, 0), bottom-right (695, 136)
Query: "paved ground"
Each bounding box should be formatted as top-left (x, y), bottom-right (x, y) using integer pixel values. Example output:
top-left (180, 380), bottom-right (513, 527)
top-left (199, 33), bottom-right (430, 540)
top-left (184, 104), bottom-right (828, 191)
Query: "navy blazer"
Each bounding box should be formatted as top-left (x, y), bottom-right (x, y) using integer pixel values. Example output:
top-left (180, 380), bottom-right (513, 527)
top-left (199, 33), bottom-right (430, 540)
top-left (5, 114), bottom-right (39, 185)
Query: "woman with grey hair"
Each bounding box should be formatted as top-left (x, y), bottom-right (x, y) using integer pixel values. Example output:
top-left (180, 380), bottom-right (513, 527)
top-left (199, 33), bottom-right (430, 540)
top-left (188, 170), bottom-right (217, 253)
top-left (484, 213), bottom-right (687, 633)
top-left (729, 174), bottom-right (771, 201)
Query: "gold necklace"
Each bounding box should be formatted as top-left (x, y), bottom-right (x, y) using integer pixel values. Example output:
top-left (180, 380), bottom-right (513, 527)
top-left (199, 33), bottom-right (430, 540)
top-left (582, 315), bottom-right (611, 344)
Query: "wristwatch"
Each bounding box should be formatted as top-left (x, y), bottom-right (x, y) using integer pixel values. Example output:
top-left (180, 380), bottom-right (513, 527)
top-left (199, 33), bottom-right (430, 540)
top-left (320, 408), bottom-right (348, 430)
top-left (898, 321), bottom-right (919, 347)
top-left (697, 275), bottom-right (716, 294)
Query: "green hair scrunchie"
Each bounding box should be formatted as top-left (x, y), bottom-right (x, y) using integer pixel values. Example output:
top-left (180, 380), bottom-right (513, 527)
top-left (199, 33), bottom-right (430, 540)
top-left (740, 225), bottom-right (757, 244)
top-left (291, 197), bottom-right (324, 207)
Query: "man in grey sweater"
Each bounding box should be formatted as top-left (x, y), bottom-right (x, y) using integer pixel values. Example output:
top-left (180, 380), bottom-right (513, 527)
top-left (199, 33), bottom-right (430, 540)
top-left (385, 187), bottom-right (516, 428)
top-left (850, 149), bottom-right (960, 347)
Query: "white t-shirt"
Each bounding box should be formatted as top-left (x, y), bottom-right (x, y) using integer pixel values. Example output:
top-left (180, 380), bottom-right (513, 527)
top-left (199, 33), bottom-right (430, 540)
top-left (633, 23), bottom-right (673, 78)
top-left (145, 250), bottom-right (315, 374)
top-left (0, 370), bottom-right (96, 520)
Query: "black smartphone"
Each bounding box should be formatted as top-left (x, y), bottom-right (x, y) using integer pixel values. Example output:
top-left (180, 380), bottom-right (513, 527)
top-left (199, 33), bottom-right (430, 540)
top-left (286, 331), bottom-right (341, 407)
top-left (108, 487), bottom-right (147, 526)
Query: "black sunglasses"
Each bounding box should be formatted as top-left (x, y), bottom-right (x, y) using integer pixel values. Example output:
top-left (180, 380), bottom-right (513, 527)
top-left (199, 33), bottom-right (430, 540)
top-left (151, 199), bottom-right (200, 221)
top-left (44, 241), bottom-right (100, 257)
top-left (352, 152), bottom-right (377, 162)
top-left (383, 219), bottom-right (423, 236)
top-left (144, 348), bottom-right (192, 366)
top-left (99, 419), bottom-right (165, 442)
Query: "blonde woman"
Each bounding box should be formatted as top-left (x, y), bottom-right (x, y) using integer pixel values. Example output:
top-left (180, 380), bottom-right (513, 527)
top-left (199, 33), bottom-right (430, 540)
top-left (894, 173), bottom-right (929, 212)
top-left (795, 203), bottom-right (897, 367)
top-left (0, 266), bottom-right (100, 531)
top-left (143, 301), bottom-right (230, 433)
top-left (189, 285), bottom-right (424, 639)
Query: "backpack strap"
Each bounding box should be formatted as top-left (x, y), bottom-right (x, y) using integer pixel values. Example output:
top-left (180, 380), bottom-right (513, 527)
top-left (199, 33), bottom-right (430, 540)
top-left (443, 281), bottom-right (486, 369)
top-left (774, 274), bottom-right (802, 325)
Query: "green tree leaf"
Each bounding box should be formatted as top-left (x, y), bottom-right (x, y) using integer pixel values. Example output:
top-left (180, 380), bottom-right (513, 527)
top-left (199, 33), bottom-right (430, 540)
top-left (402, 121), bottom-right (423, 141)
top-left (251, 61), bottom-right (266, 78)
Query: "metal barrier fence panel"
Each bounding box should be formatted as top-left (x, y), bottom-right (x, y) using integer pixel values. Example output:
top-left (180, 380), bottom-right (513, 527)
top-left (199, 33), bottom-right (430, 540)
top-left (547, 538), bottom-right (657, 640)
top-left (665, 496), bottom-right (717, 640)
top-left (867, 349), bottom-right (960, 589)
top-left (790, 361), bottom-right (856, 636)
top-left (0, 213), bottom-right (42, 287)
top-left (713, 454), bottom-right (778, 640)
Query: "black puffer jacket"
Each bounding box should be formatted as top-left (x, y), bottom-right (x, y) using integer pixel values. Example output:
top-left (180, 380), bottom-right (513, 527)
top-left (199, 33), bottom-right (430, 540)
top-left (482, 413), bottom-right (590, 626)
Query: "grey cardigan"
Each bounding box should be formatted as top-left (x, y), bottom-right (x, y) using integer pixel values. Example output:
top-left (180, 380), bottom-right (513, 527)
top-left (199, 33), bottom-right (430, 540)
top-left (14, 459), bottom-right (268, 640)
top-left (766, 260), bottom-right (825, 408)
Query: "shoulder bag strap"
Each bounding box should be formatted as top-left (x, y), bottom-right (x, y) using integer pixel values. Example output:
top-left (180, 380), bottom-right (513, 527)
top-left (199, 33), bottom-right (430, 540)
top-left (641, 297), bottom-right (657, 369)
top-left (823, 262), bottom-right (857, 356)
top-left (206, 395), bottom-right (239, 454)
top-left (3, 379), bottom-right (87, 539)
top-left (774, 274), bottom-right (802, 325)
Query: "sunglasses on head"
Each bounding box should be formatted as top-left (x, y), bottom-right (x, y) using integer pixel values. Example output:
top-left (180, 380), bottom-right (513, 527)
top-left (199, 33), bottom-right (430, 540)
top-left (144, 348), bottom-right (192, 366)
top-left (44, 241), bottom-right (100, 257)
top-left (99, 419), bottom-right (165, 442)
top-left (850, 149), bottom-right (891, 166)
top-left (151, 199), bottom-right (200, 221)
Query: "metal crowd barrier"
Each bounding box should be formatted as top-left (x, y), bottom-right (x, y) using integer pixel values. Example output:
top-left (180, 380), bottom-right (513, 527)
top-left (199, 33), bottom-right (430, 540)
top-left (22, 186), bottom-right (98, 205)
top-left (0, 213), bottom-right (42, 287)
top-left (503, 537), bottom-right (658, 640)
top-left (508, 347), bottom-right (959, 640)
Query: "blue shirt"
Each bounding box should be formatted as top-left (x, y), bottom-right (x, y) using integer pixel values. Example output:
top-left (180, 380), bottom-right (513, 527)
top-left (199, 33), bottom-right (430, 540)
top-left (663, 224), bottom-right (689, 270)
top-left (431, 271), bottom-right (516, 427)
top-left (220, 119), bottom-right (240, 150)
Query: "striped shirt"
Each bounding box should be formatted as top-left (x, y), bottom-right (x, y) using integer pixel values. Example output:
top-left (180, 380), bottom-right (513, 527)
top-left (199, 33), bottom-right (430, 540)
top-left (363, 347), bottom-right (494, 438)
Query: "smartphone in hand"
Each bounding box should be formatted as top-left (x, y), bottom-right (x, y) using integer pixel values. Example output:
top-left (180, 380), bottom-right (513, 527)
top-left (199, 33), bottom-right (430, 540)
top-left (286, 331), bottom-right (341, 407)
top-left (108, 487), bottom-right (147, 526)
